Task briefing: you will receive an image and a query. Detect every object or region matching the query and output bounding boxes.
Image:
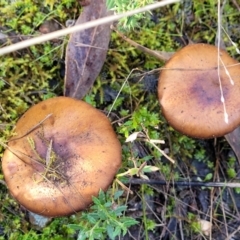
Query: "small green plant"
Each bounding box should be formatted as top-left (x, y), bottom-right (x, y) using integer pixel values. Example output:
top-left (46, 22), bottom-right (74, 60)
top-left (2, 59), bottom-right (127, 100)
top-left (187, 213), bottom-right (201, 234)
top-left (227, 156), bottom-right (237, 178)
top-left (119, 106), bottom-right (160, 138)
top-left (107, 0), bottom-right (155, 30)
top-left (68, 190), bottom-right (138, 240)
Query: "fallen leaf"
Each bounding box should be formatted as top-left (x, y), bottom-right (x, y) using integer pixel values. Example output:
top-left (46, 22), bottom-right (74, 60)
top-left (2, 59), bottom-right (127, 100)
top-left (142, 165), bottom-right (159, 173)
top-left (225, 126), bottom-right (240, 164)
top-left (64, 0), bottom-right (111, 99)
top-left (199, 219), bottom-right (212, 236)
top-left (125, 132), bottom-right (142, 143)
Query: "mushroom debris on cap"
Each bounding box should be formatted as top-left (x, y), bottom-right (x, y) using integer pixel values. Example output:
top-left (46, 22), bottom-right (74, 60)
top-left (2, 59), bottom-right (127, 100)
top-left (2, 96), bottom-right (122, 217)
top-left (158, 43), bottom-right (240, 138)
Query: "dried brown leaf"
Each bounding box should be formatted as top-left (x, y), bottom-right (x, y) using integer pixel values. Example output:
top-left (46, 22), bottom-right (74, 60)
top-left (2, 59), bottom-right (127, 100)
top-left (64, 0), bottom-right (111, 99)
top-left (225, 127), bottom-right (240, 164)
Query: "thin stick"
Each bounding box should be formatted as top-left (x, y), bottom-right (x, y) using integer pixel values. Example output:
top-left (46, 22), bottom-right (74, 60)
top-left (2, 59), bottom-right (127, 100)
top-left (9, 113), bottom-right (52, 142)
top-left (0, 0), bottom-right (180, 56)
top-left (225, 224), bottom-right (240, 240)
top-left (111, 26), bottom-right (175, 61)
top-left (148, 140), bottom-right (175, 164)
top-left (107, 68), bottom-right (138, 117)
top-left (140, 126), bottom-right (175, 164)
top-left (127, 178), bottom-right (240, 188)
top-left (217, 0), bottom-right (229, 124)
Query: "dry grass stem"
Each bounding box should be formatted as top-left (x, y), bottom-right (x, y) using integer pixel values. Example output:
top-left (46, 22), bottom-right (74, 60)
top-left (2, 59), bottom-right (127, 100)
top-left (0, 0), bottom-right (180, 56)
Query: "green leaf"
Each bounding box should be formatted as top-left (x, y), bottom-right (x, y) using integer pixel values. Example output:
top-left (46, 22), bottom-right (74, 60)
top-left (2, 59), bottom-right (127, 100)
top-left (122, 218), bottom-right (139, 227)
top-left (77, 232), bottom-right (87, 240)
top-left (106, 225), bottom-right (114, 239)
top-left (204, 173), bottom-right (213, 181)
top-left (112, 226), bottom-right (122, 239)
top-left (68, 188), bottom-right (138, 240)
top-left (87, 214), bottom-right (98, 224)
top-left (227, 168), bottom-right (237, 178)
top-left (143, 165), bottom-right (159, 173)
top-left (68, 224), bottom-right (81, 230)
top-left (113, 190), bottom-right (124, 200)
top-left (114, 205), bottom-right (127, 216)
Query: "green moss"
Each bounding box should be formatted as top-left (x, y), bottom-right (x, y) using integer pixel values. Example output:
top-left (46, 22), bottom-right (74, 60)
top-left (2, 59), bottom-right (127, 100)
top-left (0, 0), bottom-right (80, 238)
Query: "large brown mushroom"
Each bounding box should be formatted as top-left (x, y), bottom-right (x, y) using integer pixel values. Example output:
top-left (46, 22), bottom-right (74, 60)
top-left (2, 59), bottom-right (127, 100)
top-left (2, 96), bottom-right (122, 217)
top-left (158, 43), bottom-right (240, 138)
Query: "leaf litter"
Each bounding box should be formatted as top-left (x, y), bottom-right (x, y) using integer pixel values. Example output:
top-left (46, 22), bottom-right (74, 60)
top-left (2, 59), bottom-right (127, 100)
top-left (64, 0), bottom-right (112, 99)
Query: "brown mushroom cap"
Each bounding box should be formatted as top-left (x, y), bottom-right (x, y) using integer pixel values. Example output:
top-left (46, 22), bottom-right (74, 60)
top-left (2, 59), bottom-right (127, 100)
top-left (2, 97), bottom-right (122, 217)
top-left (158, 43), bottom-right (240, 138)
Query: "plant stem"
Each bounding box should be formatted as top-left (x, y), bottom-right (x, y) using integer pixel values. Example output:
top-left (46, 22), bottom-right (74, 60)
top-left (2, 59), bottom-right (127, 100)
top-left (0, 0), bottom-right (180, 55)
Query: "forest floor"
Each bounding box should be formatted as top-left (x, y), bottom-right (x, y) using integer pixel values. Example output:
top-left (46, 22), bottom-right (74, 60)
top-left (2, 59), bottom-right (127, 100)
top-left (1, 0), bottom-right (240, 239)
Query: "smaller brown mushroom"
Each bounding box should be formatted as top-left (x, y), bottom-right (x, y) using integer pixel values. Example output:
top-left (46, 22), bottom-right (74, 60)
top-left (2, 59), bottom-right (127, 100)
top-left (158, 43), bottom-right (240, 138)
top-left (2, 97), bottom-right (122, 217)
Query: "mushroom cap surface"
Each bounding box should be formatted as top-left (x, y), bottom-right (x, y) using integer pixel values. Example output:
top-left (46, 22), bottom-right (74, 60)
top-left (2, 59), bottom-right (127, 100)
top-left (2, 97), bottom-right (122, 217)
top-left (158, 43), bottom-right (240, 138)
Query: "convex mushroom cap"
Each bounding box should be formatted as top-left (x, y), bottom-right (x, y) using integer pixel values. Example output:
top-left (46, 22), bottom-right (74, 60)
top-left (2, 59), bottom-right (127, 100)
top-left (158, 43), bottom-right (240, 138)
top-left (2, 97), bottom-right (122, 217)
